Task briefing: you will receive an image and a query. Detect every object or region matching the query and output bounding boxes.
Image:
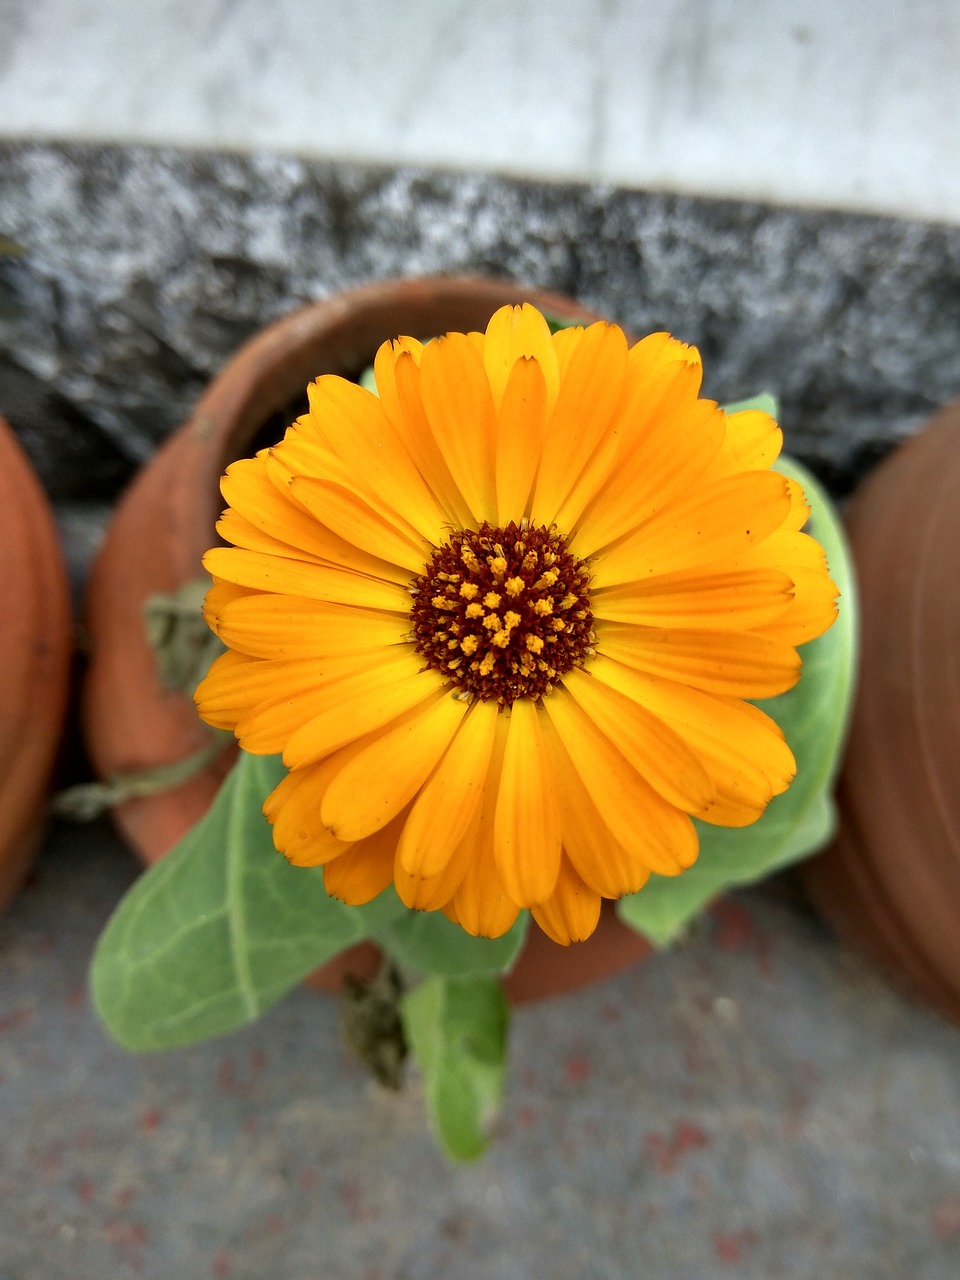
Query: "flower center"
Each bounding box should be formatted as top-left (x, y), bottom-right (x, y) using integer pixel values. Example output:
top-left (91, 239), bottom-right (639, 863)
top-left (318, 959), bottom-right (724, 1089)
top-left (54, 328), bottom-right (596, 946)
top-left (409, 521), bottom-right (594, 706)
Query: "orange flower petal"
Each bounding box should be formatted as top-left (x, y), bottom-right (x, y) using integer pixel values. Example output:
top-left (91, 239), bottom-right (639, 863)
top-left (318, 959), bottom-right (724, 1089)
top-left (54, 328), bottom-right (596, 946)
top-left (397, 700), bottom-right (499, 879)
top-left (202, 579), bottom-right (260, 631)
top-left (319, 689), bottom-right (469, 841)
top-left (541, 686), bottom-right (699, 878)
top-left (304, 375), bottom-right (445, 543)
top-left (571, 396), bottom-right (724, 557)
top-left (590, 655), bottom-right (796, 813)
top-left (700, 407), bottom-right (782, 481)
top-left (756, 567), bottom-right (838, 644)
top-left (220, 451), bottom-right (388, 568)
top-left (203, 546), bottom-right (412, 612)
top-left (589, 470), bottom-right (792, 589)
top-left (281, 653), bottom-right (445, 769)
top-left (532, 322), bottom-right (629, 524)
top-left (493, 698), bottom-right (562, 907)
top-left (213, 594), bottom-right (404, 661)
top-left (195, 651), bottom-right (324, 730)
top-left (539, 724), bottom-right (651, 897)
top-left (323, 816), bottom-right (401, 905)
top-left (553, 339), bottom-right (703, 536)
top-left (289, 475), bottom-right (427, 573)
top-left (494, 355), bottom-right (548, 525)
top-left (483, 302), bottom-right (559, 413)
top-left (592, 567), bottom-right (794, 631)
top-left (597, 623), bottom-right (802, 699)
top-left (264, 757), bottom-right (355, 867)
top-left (530, 856), bottom-right (602, 946)
top-left (381, 344), bottom-right (475, 528)
top-left (393, 830), bottom-right (473, 913)
top-left (419, 332), bottom-right (498, 524)
top-left (451, 845), bottom-right (522, 939)
top-left (561, 666), bottom-right (715, 812)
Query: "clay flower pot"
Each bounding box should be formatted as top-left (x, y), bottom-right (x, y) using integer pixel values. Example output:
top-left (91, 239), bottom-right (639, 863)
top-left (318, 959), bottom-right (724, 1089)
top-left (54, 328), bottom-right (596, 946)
top-left (803, 397), bottom-right (960, 1021)
top-left (82, 276), bottom-right (651, 1001)
top-left (0, 414), bottom-right (72, 910)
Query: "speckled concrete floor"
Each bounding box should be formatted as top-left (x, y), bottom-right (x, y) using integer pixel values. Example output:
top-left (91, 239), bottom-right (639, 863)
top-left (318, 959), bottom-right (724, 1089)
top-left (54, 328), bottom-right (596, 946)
top-left (2, 819), bottom-right (959, 1279)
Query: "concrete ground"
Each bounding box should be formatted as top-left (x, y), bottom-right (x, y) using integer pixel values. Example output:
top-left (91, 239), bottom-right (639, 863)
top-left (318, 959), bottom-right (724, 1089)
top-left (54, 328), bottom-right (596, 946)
top-left (2, 818), bottom-right (959, 1279)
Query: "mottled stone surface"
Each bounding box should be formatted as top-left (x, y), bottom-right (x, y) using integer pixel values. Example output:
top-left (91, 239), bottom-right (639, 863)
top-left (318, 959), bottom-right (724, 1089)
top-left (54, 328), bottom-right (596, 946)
top-left (3, 139), bottom-right (960, 507)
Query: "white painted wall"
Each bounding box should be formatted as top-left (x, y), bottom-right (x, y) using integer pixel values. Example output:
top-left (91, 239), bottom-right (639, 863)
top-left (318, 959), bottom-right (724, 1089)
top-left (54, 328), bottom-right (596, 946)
top-left (2, 0), bottom-right (959, 222)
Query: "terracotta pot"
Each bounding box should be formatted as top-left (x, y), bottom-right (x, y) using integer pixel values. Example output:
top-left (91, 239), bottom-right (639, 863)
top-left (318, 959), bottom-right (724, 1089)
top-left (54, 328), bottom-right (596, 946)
top-left (0, 414), bottom-right (72, 910)
top-left (802, 397), bottom-right (960, 1022)
top-left (83, 275), bottom-right (651, 1000)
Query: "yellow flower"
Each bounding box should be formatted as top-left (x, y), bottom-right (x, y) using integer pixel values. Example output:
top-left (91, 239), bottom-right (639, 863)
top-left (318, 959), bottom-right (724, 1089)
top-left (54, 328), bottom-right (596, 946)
top-left (195, 304), bottom-right (837, 945)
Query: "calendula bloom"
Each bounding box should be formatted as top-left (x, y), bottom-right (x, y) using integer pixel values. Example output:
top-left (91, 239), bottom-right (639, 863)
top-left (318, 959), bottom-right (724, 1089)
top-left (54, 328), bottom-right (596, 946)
top-left (195, 304), bottom-right (837, 945)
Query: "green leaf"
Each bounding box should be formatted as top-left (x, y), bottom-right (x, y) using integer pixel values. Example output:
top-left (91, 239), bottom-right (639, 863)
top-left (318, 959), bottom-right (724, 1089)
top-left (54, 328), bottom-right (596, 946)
top-left (542, 311), bottom-right (585, 335)
top-left (721, 391), bottom-right (780, 419)
top-left (92, 748), bottom-right (530, 1052)
top-left (617, 453), bottom-right (857, 947)
top-left (91, 753), bottom-right (374, 1050)
top-left (401, 975), bottom-right (509, 1161)
top-left (369, 896), bottom-right (529, 979)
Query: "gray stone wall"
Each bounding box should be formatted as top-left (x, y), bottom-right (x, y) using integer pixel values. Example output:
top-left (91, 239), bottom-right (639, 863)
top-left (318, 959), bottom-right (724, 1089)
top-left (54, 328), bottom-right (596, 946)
top-left (3, 139), bottom-right (960, 506)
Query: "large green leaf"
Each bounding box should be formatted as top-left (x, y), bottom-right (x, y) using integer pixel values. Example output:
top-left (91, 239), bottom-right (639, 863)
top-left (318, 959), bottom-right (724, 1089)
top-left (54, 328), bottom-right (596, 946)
top-left (617, 450), bottom-right (857, 946)
top-left (401, 975), bottom-right (509, 1161)
top-left (90, 754), bottom-right (383, 1050)
top-left (92, 753), bottom-right (528, 1052)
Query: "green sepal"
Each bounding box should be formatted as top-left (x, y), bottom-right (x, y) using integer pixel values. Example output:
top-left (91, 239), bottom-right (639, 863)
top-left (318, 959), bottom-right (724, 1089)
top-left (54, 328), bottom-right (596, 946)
top-left (401, 975), bottom-right (510, 1161)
